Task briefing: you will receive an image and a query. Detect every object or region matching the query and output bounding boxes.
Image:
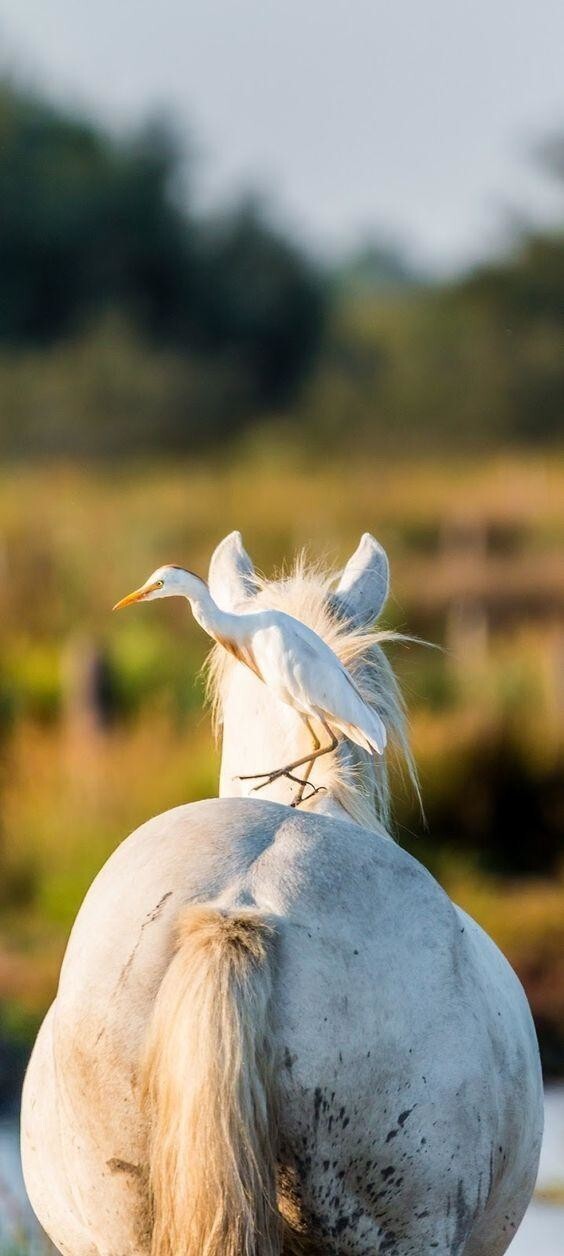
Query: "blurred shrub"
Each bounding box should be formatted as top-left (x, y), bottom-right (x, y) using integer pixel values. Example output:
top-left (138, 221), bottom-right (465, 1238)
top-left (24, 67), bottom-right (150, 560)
top-left (0, 317), bottom-right (249, 456)
top-left (301, 156), bottom-right (564, 451)
top-left (407, 725), bottom-right (564, 876)
top-left (1, 644), bottom-right (61, 724)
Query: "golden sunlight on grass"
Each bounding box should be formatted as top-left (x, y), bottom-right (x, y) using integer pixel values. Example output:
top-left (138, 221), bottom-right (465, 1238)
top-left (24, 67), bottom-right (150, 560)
top-left (0, 451), bottom-right (561, 1061)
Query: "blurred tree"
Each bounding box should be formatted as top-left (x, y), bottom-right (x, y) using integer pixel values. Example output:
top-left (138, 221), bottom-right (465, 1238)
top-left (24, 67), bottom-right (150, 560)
top-left (451, 231), bottom-right (564, 443)
top-left (0, 86), bottom-right (194, 344)
top-left (196, 202), bottom-right (326, 403)
top-left (3, 74), bottom-right (564, 453)
top-left (0, 81), bottom-right (326, 429)
top-left (336, 237), bottom-right (425, 296)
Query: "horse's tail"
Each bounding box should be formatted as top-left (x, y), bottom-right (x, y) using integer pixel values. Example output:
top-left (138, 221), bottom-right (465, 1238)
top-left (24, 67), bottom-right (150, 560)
top-left (141, 904), bottom-right (283, 1256)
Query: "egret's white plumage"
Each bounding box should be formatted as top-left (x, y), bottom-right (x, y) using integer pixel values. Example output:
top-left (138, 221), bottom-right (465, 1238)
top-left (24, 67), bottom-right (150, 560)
top-left (114, 560), bottom-right (386, 803)
top-left (247, 613), bottom-right (386, 753)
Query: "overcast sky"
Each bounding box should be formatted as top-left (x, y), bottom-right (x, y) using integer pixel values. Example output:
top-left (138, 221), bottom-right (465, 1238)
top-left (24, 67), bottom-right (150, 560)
top-left (2, 0), bottom-right (564, 272)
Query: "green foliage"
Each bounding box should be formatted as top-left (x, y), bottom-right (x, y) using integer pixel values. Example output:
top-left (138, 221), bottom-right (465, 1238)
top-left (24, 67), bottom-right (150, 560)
top-left (302, 257), bottom-right (564, 450)
top-left (3, 77), bottom-right (564, 454)
top-left (0, 81), bottom-right (326, 446)
top-left (0, 88), bottom-right (189, 346)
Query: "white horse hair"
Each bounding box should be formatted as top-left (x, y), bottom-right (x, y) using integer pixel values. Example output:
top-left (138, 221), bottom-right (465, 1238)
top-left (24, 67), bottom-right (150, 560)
top-left (22, 531), bottom-right (543, 1256)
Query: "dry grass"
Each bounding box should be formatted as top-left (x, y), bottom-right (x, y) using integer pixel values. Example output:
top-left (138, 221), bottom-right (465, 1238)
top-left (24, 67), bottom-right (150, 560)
top-left (0, 450), bottom-right (561, 1054)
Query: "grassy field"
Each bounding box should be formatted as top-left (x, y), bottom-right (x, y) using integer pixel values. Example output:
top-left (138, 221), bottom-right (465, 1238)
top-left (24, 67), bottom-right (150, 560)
top-left (0, 451), bottom-right (562, 1070)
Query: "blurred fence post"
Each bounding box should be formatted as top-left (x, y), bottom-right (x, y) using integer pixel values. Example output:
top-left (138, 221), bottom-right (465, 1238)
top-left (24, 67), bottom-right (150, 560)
top-left (62, 636), bottom-right (113, 738)
top-left (61, 638), bottom-right (114, 796)
top-left (442, 515), bottom-right (490, 669)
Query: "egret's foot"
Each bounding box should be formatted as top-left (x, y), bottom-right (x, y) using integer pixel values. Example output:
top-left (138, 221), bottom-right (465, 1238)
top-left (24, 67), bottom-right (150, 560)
top-left (235, 729), bottom-right (338, 793)
top-left (285, 772), bottom-right (325, 799)
top-left (237, 767), bottom-right (286, 784)
top-left (290, 781), bottom-right (326, 808)
top-left (236, 766), bottom-right (325, 805)
top-left (237, 765), bottom-right (292, 790)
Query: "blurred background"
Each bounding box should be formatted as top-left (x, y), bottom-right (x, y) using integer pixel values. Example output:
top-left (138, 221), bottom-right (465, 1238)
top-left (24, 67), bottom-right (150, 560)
top-left (0, 1), bottom-right (563, 1250)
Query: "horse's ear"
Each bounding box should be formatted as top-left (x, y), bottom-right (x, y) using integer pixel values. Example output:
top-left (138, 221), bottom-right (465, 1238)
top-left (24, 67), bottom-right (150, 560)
top-left (330, 533), bottom-right (389, 626)
top-left (208, 531), bottom-right (258, 611)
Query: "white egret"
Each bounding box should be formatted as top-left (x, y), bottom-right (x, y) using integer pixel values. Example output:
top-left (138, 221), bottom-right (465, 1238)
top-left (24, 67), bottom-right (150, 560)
top-left (113, 563), bottom-right (386, 805)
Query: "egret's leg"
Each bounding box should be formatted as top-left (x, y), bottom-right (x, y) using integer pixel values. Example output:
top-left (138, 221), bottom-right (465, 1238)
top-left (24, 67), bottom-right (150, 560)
top-left (285, 771), bottom-right (323, 805)
top-left (292, 718), bottom-right (321, 807)
top-left (237, 719), bottom-right (337, 801)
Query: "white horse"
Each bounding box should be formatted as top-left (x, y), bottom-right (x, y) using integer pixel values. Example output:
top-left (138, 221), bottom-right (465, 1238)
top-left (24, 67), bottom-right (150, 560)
top-left (21, 533), bottom-right (543, 1256)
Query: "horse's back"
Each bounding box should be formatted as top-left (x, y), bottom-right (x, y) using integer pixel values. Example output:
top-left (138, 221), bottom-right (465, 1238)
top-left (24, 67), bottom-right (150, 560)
top-left (24, 798), bottom-right (543, 1255)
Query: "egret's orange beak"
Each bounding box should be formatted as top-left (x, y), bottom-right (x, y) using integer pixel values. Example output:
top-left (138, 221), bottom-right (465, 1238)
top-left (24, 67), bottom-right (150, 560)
top-left (113, 581), bottom-right (161, 611)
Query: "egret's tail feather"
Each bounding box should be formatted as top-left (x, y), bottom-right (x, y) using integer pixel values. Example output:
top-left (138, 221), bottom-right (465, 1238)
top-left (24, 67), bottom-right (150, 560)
top-left (335, 712), bottom-right (387, 756)
top-left (141, 904), bottom-right (285, 1256)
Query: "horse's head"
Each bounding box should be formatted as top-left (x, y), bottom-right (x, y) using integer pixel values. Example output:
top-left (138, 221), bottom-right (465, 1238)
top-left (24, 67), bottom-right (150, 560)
top-left (206, 531), bottom-right (417, 833)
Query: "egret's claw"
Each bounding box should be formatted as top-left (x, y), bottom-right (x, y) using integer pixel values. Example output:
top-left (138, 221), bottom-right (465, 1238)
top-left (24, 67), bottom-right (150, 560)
top-left (291, 784), bottom-right (326, 808)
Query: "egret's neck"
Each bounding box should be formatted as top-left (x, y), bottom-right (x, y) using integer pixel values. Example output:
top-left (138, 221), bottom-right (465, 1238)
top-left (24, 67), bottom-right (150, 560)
top-left (179, 574), bottom-right (241, 642)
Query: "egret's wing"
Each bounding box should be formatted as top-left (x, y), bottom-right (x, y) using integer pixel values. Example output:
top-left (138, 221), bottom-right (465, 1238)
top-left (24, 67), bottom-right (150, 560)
top-left (251, 617), bottom-right (386, 753)
top-left (294, 638), bottom-right (387, 753)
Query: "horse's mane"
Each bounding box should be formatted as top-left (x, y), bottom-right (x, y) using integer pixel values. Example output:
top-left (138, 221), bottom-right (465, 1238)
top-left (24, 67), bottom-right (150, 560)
top-left (206, 555), bottom-right (420, 835)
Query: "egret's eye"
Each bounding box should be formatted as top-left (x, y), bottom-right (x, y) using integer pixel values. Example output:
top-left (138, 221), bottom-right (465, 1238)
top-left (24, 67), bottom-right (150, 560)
top-left (155, 579), bottom-right (164, 589)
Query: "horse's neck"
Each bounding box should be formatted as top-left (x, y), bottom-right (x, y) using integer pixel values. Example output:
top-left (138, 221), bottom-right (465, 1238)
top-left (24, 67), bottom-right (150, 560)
top-left (301, 786), bottom-right (369, 829)
top-left (311, 740), bottom-right (387, 833)
top-left (218, 691), bottom-right (382, 832)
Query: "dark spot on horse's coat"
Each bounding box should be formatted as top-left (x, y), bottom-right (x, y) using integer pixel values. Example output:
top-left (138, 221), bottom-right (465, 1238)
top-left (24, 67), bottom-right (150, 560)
top-left (452, 1179), bottom-right (474, 1252)
top-left (398, 1107), bottom-right (414, 1126)
top-left (380, 1229), bottom-right (398, 1252)
top-left (106, 1158), bottom-right (141, 1176)
top-left (417, 1210), bottom-right (429, 1219)
top-left (313, 1087), bottom-right (323, 1127)
top-left (487, 1149), bottom-right (495, 1200)
top-left (386, 1129), bottom-right (398, 1142)
top-left (283, 1047), bottom-right (295, 1072)
top-left (146, 890), bottom-right (173, 923)
top-left (117, 891), bottom-right (174, 990)
top-left (381, 1165), bottom-right (395, 1180)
